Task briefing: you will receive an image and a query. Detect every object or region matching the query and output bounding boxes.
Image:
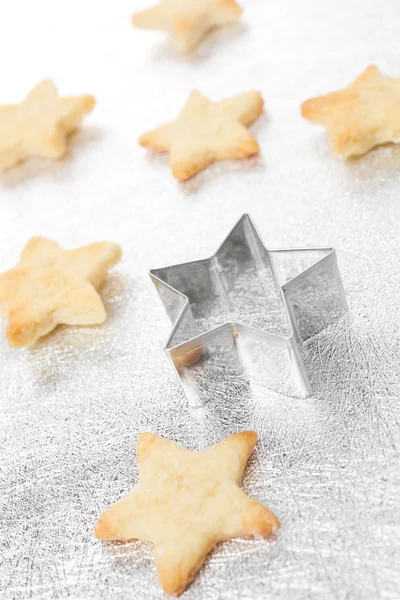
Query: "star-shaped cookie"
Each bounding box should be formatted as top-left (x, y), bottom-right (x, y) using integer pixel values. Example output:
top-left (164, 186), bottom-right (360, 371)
top-left (0, 79), bottom-right (95, 171)
top-left (139, 90), bottom-right (264, 180)
top-left (301, 65), bottom-right (400, 157)
top-left (0, 237), bottom-right (121, 347)
top-left (95, 431), bottom-right (279, 596)
top-left (132, 0), bottom-right (242, 52)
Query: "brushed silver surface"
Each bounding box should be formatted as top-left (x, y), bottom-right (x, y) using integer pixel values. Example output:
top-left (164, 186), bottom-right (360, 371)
top-left (1, 0), bottom-right (400, 599)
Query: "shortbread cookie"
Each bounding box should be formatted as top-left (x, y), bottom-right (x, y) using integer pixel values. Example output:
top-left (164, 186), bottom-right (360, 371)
top-left (132, 0), bottom-right (242, 52)
top-left (301, 65), bottom-right (400, 157)
top-left (95, 431), bottom-right (279, 596)
top-left (0, 237), bottom-right (121, 347)
top-left (139, 90), bottom-right (264, 180)
top-left (0, 80), bottom-right (95, 171)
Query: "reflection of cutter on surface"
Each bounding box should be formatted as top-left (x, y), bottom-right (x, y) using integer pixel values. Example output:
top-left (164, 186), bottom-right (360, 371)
top-left (150, 214), bottom-right (348, 403)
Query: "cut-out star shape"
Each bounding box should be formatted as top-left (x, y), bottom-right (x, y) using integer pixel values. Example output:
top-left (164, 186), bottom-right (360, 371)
top-left (132, 0), bottom-right (242, 52)
top-left (0, 79), bottom-right (95, 171)
top-left (139, 89), bottom-right (264, 181)
top-left (150, 214), bottom-right (348, 399)
top-left (95, 431), bottom-right (279, 596)
top-left (0, 237), bottom-right (121, 347)
top-left (301, 65), bottom-right (400, 157)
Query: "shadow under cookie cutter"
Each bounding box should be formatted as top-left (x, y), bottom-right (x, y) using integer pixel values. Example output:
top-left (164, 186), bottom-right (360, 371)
top-left (150, 214), bottom-right (348, 404)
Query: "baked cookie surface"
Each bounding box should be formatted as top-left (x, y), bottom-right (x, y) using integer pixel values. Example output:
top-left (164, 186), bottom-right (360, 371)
top-left (95, 431), bottom-right (279, 596)
top-left (0, 237), bottom-right (121, 347)
top-left (301, 65), bottom-right (400, 157)
top-left (0, 80), bottom-right (95, 171)
top-left (139, 90), bottom-right (264, 181)
top-left (132, 0), bottom-right (242, 52)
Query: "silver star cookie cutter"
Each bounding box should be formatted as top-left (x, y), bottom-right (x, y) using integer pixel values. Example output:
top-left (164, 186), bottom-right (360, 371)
top-left (150, 214), bottom-right (348, 404)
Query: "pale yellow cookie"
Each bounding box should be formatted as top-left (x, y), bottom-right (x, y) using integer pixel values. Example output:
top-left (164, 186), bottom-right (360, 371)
top-left (132, 0), bottom-right (242, 52)
top-left (301, 65), bottom-right (400, 157)
top-left (95, 431), bottom-right (279, 596)
top-left (139, 90), bottom-right (264, 181)
top-left (0, 79), bottom-right (95, 171)
top-left (0, 237), bottom-right (121, 347)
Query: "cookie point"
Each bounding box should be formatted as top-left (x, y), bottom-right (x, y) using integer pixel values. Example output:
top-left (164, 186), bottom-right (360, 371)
top-left (157, 566), bottom-right (188, 597)
top-left (100, 241), bottom-right (122, 266)
top-left (94, 515), bottom-right (114, 540)
top-left (300, 98), bottom-right (316, 120)
top-left (138, 132), bottom-right (152, 148)
top-left (241, 135), bottom-right (260, 157)
top-left (252, 90), bottom-right (264, 111)
top-left (218, 0), bottom-right (243, 17)
top-left (247, 430), bottom-right (258, 443)
top-left (266, 509), bottom-right (281, 534)
top-left (234, 2), bottom-right (243, 17)
top-left (171, 162), bottom-right (193, 182)
top-left (131, 10), bottom-right (150, 28)
top-left (83, 95), bottom-right (96, 113)
top-left (32, 79), bottom-right (58, 97)
top-left (231, 430), bottom-right (258, 450)
top-left (300, 100), bottom-right (308, 118)
top-left (112, 242), bottom-right (122, 263)
top-left (39, 77), bottom-right (55, 87)
top-left (137, 431), bottom-right (162, 452)
top-left (7, 323), bottom-right (35, 348)
top-left (137, 431), bottom-right (155, 443)
top-left (242, 430), bottom-right (258, 449)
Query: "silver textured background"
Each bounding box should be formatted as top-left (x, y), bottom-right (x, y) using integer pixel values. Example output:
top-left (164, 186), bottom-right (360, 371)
top-left (1, 0), bottom-right (400, 598)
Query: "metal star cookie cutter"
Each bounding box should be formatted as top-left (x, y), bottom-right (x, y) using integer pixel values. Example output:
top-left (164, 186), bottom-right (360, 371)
top-left (150, 214), bottom-right (347, 404)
